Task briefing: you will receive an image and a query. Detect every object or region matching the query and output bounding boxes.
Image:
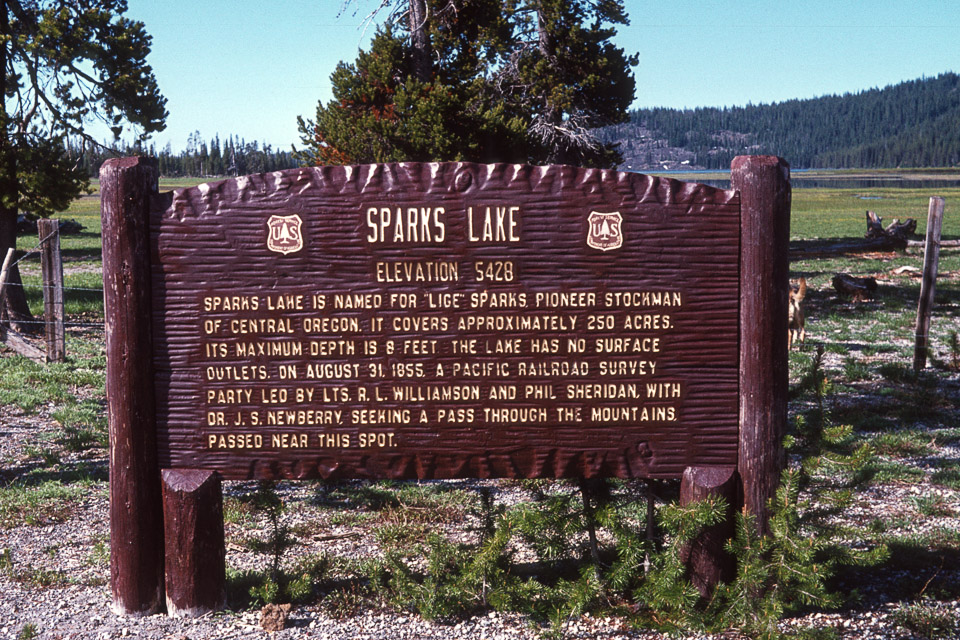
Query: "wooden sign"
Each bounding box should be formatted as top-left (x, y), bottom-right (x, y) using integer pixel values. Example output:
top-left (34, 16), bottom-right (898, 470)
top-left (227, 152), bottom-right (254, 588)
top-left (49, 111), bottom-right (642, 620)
top-left (149, 163), bottom-right (741, 480)
top-left (102, 156), bottom-right (790, 616)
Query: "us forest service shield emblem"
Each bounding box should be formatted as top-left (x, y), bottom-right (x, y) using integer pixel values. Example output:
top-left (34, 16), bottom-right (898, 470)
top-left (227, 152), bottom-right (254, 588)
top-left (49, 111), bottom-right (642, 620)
top-left (266, 214), bottom-right (304, 254)
top-left (587, 211), bottom-right (623, 251)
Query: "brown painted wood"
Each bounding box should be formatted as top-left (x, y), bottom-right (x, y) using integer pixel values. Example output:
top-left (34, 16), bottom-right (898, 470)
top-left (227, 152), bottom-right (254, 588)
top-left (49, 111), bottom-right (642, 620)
top-left (162, 469), bottom-right (226, 617)
top-left (100, 157), bottom-right (165, 615)
top-left (149, 162), bottom-right (742, 481)
top-left (679, 465), bottom-right (737, 596)
top-left (914, 196), bottom-right (945, 371)
top-left (38, 218), bottom-right (65, 362)
top-left (732, 156), bottom-right (791, 536)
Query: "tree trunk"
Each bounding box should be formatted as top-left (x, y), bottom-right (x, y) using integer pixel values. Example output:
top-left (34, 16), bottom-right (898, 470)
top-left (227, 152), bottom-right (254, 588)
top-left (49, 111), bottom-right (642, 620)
top-left (0, 1), bottom-right (34, 327)
top-left (535, 5), bottom-right (568, 165)
top-left (409, 0), bottom-right (431, 82)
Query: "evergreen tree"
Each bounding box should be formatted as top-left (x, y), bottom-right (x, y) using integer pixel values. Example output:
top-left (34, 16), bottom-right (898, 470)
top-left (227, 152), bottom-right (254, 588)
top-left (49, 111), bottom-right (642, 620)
top-left (296, 0), bottom-right (636, 168)
top-left (503, 0), bottom-right (637, 166)
top-left (1, 0), bottom-right (167, 323)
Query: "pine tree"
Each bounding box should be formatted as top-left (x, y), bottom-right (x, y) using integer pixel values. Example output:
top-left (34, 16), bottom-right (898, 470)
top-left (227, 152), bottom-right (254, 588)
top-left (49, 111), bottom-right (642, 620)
top-left (503, 0), bottom-right (637, 166)
top-left (296, 0), bottom-right (636, 168)
top-left (1, 0), bottom-right (167, 323)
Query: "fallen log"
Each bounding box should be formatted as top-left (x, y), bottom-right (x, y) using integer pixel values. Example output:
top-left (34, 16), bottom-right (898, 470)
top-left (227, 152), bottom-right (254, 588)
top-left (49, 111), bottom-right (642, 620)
top-left (907, 238), bottom-right (960, 249)
top-left (865, 210), bottom-right (917, 242)
top-left (788, 211), bottom-right (930, 258)
top-left (832, 273), bottom-right (878, 301)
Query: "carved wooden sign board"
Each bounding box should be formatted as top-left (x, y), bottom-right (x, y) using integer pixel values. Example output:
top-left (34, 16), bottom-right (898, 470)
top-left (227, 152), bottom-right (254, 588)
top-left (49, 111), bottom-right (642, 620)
top-left (150, 162), bottom-right (741, 480)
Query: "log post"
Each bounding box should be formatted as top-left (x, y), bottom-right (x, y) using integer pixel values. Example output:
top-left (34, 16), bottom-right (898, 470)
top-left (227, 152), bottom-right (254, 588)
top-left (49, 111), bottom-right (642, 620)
top-left (162, 469), bottom-right (226, 617)
top-left (914, 196), bottom-right (945, 371)
top-left (679, 466), bottom-right (737, 596)
top-left (732, 156), bottom-right (791, 536)
top-left (100, 157), bottom-right (165, 615)
top-left (38, 218), bottom-right (65, 362)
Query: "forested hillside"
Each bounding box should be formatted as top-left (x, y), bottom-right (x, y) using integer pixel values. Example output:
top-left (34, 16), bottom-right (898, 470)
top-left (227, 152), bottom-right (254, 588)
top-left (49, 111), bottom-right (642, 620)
top-left (71, 133), bottom-right (298, 179)
top-left (601, 72), bottom-right (960, 170)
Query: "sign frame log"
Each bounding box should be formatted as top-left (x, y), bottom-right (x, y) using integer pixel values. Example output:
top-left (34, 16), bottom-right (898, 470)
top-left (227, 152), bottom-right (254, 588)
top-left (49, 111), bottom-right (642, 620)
top-left (101, 157), bottom-right (166, 615)
top-left (732, 155), bottom-right (791, 536)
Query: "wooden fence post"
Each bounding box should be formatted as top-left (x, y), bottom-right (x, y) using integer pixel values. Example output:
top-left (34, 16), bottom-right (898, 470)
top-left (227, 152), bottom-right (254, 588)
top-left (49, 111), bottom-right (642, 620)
top-left (914, 196), bottom-right (945, 371)
top-left (732, 156), bottom-right (791, 536)
top-left (100, 157), bottom-right (165, 615)
top-left (38, 218), bottom-right (65, 362)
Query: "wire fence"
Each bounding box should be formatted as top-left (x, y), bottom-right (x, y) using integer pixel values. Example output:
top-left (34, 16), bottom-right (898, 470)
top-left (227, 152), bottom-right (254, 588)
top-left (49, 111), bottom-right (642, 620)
top-left (1, 224), bottom-right (106, 362)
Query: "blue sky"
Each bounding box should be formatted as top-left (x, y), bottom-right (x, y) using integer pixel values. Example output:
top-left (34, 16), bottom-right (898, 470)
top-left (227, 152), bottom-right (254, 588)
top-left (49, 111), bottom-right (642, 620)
top-left (122, 0), bottom-right (960, 152)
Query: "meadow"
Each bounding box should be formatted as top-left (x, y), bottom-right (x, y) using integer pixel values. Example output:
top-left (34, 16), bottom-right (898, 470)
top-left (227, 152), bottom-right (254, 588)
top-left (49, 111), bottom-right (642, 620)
top-left (2, 169), bottom-right (959, 639)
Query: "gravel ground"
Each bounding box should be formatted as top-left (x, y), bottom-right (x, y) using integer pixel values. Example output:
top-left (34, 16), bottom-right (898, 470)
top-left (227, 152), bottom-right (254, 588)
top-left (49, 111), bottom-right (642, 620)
top-left (2, 444), bottom-right (958, 640)
top-left (2, 341), bottom-right (960, 640)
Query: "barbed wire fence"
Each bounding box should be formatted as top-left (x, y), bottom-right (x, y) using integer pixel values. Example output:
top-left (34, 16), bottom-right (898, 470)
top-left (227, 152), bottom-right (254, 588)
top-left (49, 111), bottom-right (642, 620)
top-left (0, 219), bottom-right (105, 363)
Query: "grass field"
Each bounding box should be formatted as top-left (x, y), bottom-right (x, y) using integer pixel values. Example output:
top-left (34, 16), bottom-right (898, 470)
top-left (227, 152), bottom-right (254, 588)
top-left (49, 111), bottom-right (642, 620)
top-left (2, 169), bottom-right (959, 638)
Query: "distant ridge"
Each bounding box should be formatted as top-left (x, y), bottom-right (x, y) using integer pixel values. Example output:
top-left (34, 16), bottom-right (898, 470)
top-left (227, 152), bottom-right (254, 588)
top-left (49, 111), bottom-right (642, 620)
top-left (600, 72), bottom-right (960, 170)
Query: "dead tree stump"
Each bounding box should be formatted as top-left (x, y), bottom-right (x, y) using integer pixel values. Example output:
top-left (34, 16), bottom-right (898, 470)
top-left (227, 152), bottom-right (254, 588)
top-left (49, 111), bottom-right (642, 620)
top-left (865, 210), bottom-right (917, 242)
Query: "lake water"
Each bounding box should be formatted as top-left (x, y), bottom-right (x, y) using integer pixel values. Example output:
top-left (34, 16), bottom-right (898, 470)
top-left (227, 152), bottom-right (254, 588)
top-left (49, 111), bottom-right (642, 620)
top-left (654, 171), bottom-right (960, 190)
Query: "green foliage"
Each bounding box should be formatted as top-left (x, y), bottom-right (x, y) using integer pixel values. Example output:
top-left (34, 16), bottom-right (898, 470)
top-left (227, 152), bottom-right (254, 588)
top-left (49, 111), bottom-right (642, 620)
top-left (53, 399), bottom-right (108, 451)
top-left (632, 498), bottom-right (721, 633)
top-left (930, 465), bottom-right (960, 490)
top-left (69, 133), bottom-right (298, 178)
top-left (0, 547), bottom-right (68, 588)
top-left (2, 1), bottom-right (168, 318)
top-left (383, 524), bottom-right (517, 621)
top-left (298, 0), bottom-right (636, 167)
top-left (841, 355), bottom-right (871, 382)
top-left (510, 489), bottom-right (586, 564)
top-left (0, 354), bottom-right (103, 412)
top-left (870, 431), bottom-right (935, 458)
top-left (231, 551), bottom-right (328, 609)
top-left (86, 535), bottom-right (109, 569)
top-left (878, 362), bottom-right (918, 383)
top-left (366, 483), bottom-right (649, 635)
top-left (893, 600), bottom-right (959, 639)
top-left (297, 24), bottom-right (527, 166)
top-left (635, 472), bottom-right (886, 640)
top-left (17, 623), bottom-right (38, 640)
top-left (710, 474), bottom-right (860, 638)
top-left (0, 480), bottom-right (87, 528)
top-left (623, 350), bottom-right (884, 638)
top-left (229, 481), bottom-right (329, 606)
